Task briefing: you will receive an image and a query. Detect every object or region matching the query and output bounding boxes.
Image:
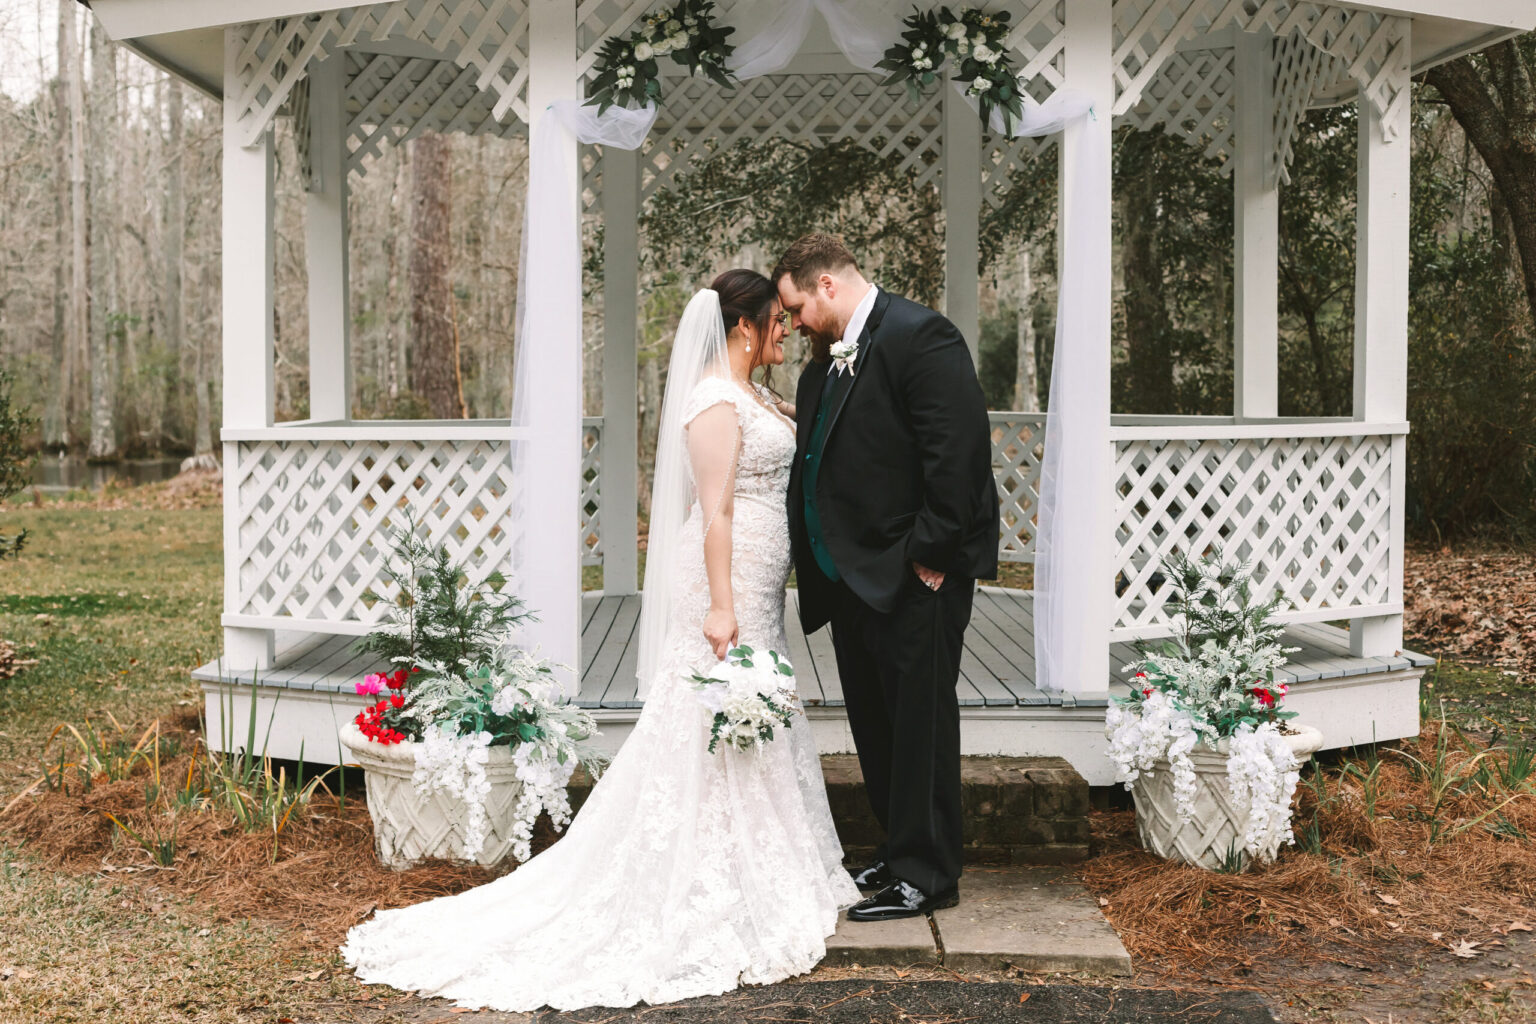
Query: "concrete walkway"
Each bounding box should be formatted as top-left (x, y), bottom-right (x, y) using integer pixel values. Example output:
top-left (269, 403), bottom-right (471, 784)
top-left (825, 866), bottom-right (1133, 976)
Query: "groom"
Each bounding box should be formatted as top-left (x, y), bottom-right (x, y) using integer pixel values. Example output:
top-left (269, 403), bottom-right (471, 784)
top-left (774, 235), bottom-right (998, 922)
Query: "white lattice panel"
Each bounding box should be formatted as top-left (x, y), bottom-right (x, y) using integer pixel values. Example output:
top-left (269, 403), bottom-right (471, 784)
top-left (228, 0), bottom-right (532, 149)
top-left (1112, 1), bottom-right (1412, 148)
top-left (1269, 25), bottom-right (1331, 186)
top-left (230, 436), bottom-right (522, 628)
top-left (1111, 432), bottom-right (1396, 636)
top-left (581, 418), bottom-right (603, 567)
top-left (990, 413), bottom-right (1045, 563)
top-left (1122, 44), bottom-right (1235, 170)
top-left (344, 51), bottom-right (525, 174)
top-left (645, 72), bottom-right (943, 200)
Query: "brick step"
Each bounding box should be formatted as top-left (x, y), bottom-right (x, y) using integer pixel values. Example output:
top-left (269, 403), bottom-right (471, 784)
top-left (822, 754), bottom-right (1091, 867)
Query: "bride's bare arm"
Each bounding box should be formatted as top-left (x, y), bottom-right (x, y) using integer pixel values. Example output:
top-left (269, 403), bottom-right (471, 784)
top-left (687, 402), bottom-right (742, 659)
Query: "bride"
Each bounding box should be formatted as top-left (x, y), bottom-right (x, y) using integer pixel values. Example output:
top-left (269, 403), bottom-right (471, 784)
top-left (341, 269), bottom-right (860, 1011)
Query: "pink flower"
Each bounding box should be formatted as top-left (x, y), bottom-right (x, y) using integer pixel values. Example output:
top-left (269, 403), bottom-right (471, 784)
top-left (356, 673), bottom-right (385, 696)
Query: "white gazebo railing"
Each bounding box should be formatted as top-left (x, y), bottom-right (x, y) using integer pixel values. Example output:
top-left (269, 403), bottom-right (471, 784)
top-left (989, 412), bottom-right (1046, 563)
top-left (222, 422), bottom-right (525, 635)
top-left (1110, 420), bottom-right (1407, 640)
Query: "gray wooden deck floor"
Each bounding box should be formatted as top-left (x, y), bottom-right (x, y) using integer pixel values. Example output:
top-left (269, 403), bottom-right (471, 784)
top-left (192, 587), bottom-right (1433, 711)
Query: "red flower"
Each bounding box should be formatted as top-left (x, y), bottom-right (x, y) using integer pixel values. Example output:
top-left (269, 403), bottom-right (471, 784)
top-left (411, 666), bottom-right (420, 673)
top-left (390, 694), bottom-right (405, 709)
top-left (1142, 688), bottom-right (1153, 697)
top-left (1250, 687), bottom-right (1274, 708)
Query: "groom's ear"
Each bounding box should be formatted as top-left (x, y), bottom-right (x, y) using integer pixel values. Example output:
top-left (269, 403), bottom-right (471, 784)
top-left (818, 273), bottom-right (836, 299)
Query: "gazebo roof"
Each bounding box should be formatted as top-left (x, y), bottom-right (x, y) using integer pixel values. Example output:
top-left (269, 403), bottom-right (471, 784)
top-left (88, 0), bottom-right (1535, 105)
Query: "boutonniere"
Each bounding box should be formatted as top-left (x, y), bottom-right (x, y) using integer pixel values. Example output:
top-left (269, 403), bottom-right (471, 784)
top-left (829, 339), bottom-right (859, 376)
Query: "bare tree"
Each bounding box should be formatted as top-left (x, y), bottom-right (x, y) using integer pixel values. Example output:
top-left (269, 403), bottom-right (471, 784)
top-left (86, 16), bottom-right (117, 459)
top-left (408, 131), bottom-right (464, 418)
top-left (1012, 248), bottom-right (1038, 413)
top-left (1424, 38), bottom-right (1536, 321)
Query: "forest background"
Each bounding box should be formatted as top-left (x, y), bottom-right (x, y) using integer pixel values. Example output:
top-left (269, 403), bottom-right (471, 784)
top-left (0, 1), bottom-right (1532, 542)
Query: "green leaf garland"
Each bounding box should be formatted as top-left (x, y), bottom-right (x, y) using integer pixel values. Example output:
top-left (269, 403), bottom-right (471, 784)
top-left (585, 0), bottom-right (737, 114)
top-left (875, 5), bottom-right (1025, 135)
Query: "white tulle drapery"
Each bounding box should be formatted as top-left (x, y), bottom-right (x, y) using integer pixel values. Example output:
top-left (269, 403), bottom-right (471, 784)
top-left (945, 85), bottom-right (1109, 697)
top-left (727, 0), bottom-right (898, 77)
top-left (508, 100), bottom-right (658, 685)
top-left (508, 1), bottom-right (1106, 699)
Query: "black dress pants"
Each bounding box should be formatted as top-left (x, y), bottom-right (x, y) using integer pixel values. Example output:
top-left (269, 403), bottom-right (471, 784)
top-left (828, 570), bottom-right (973, 897)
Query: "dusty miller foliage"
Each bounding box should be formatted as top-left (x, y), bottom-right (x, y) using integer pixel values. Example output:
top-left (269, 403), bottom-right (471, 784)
top-left (0, 369), bottom-right (35, 561)
top-left (355, 519), bottom-right (534, 670)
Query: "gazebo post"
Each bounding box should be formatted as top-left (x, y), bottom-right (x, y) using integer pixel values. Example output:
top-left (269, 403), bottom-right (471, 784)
top-left (601, 147), bottom-right (641, 596)
top-left (221, 27), bottom-right (277, 673)
top-left (1048, 0), bottom-right (1116, 694)
top-left (1233, 27), bottom-right (1278, 420)
top-left (521, 0), bottom-right (582, 671)
top-left (941, 72), bottom-right (981, 363)
top-left (1350, 47), bottom-right (1411, 659)
top-left (305, 53), bottom-right (352, 422)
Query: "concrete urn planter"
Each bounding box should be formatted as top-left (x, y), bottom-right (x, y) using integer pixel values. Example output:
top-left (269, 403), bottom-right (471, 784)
top-left (338, 722), bottom-right (524, 870)
top-left (1128, 723), bottom-right (1325, 871)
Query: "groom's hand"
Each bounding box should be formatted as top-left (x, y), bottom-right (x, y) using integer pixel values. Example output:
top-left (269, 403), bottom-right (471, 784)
top-left (913, 562), bottom-right (945, 592)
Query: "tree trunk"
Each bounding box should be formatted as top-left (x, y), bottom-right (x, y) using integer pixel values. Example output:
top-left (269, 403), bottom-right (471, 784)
top-left (65, 5), bottom-right (87, 451)
top-left (1120, 131), bottom-right (1175, 414)
top-left (46, 4), bottom-right (70, 449)
top-left (1425, 40), bottom-right (1536, 321)
top-left (1012, 248), bottom-right (1038, 412)
top-left (408, 132), bottom-right (463, 418)
top-left (164, 79), bottom-right (186, 447)
top-left (87, 20), bottom-right (118, 460)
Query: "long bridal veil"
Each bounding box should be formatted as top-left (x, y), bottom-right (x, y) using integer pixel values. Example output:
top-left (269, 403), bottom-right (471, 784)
top-left (634, 288), bottom-right (732, 699)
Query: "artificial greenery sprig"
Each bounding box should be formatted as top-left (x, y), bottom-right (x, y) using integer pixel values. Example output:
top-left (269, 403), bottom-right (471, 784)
top-left (585, 0), bottom-right (736, 114)
top-left (355, 515), bottom-right (534, 673)
top-left (876, 6), bottom-right (1024, 134)
top-left (1118, 548), bottom-right (1300, 739)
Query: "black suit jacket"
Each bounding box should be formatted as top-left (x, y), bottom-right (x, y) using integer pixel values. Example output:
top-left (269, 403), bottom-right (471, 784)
top-left (787, 289), bottom-right (999, 633)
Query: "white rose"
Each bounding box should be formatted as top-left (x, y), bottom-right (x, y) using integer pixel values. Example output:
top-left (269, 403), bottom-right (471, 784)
top-left (945, 21), bottom-right (967, 39)
top-left (634, 41), bottom-right (654, 60)
top-left (974, 44), bottom-right (996, 64)
top-left (972, 32), bottom-right (986, 46)
top-left (651, 38), bottom-right (672, 56)
top-left (670, 32), bottom-right (688, 49)
top-left (973, 77), bottom-right (991, 92)
top-left (666, 18), bottom-right (681, 31)
top-left (956, 38), bottom-right (970, 54)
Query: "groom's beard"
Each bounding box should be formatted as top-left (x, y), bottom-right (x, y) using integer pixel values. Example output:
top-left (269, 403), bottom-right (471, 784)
top-left (805, 328), bottom-right (837, 363)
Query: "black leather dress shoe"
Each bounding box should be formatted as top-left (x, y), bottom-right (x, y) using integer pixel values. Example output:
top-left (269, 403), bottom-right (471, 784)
top-left (846, 880), bottom-right (959, 922)
top-left (849, 860), bottom-right (894, 893)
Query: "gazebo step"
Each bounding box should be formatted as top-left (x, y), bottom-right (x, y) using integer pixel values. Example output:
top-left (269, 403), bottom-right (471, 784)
top-left (565, 754), bottom-right (1091, 867)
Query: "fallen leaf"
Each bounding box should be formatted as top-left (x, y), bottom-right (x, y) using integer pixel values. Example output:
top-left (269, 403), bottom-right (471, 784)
top-left (1377, 893), bottom-right (1401, 906)
top-left (1019, 993), bottom-right (1031, 1003)
top-left (1449, 940), bottom-right (1482, 959)
top-left (1507, 922), bottom-right (1533, 933)
top-left (1097, 897), bottom-right (1109, 907)
top-left (893, 969), bottom-right (910, 979)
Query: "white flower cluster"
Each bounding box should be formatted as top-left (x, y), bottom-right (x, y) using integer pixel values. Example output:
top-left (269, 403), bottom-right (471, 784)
top-left (412, 725), bottom-right (494, 860)
top-left (1225, 722), bottom-right (1302, 863)
top-left (694, 652), bottom-right (798, 754)
top-left (1106, 691), bottom-right (1202, 820)
top-left (1106, 697), bottom-right (1306, 865)
top-left (505, 733), bottom-right (579, 863)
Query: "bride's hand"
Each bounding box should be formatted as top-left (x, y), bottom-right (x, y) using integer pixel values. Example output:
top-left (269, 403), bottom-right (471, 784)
top-left (703, 606), bottom-right (739, 660)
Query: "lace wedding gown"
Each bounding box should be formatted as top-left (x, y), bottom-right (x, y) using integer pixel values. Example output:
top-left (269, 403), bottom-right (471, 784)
top-left (342, 376), bottom-right (859, 1012)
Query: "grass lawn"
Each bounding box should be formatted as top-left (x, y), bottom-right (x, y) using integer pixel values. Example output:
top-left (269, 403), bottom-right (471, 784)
top-left (0, 499), bottom-right (1532, 1023)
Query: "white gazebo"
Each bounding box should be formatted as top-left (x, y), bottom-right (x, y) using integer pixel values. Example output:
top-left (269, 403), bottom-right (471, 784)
top-left (87, 0), bottom-right (1535, 784)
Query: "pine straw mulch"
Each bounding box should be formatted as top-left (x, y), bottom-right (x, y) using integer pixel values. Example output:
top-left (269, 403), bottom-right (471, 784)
top-left (1404, 542), bottom-right (1536, 677)
top-left (0, 725), bottom-right (560, 948)
top-left (1078, 721), bottom-right (1536, 984)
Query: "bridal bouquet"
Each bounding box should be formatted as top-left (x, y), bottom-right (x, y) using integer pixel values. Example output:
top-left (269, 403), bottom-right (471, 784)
top-left (692, 645), bottom-right (800, 754)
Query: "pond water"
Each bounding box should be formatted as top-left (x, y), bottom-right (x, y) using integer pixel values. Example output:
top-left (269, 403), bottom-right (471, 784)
top-left (30, 455), bottom-right (186, 493)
